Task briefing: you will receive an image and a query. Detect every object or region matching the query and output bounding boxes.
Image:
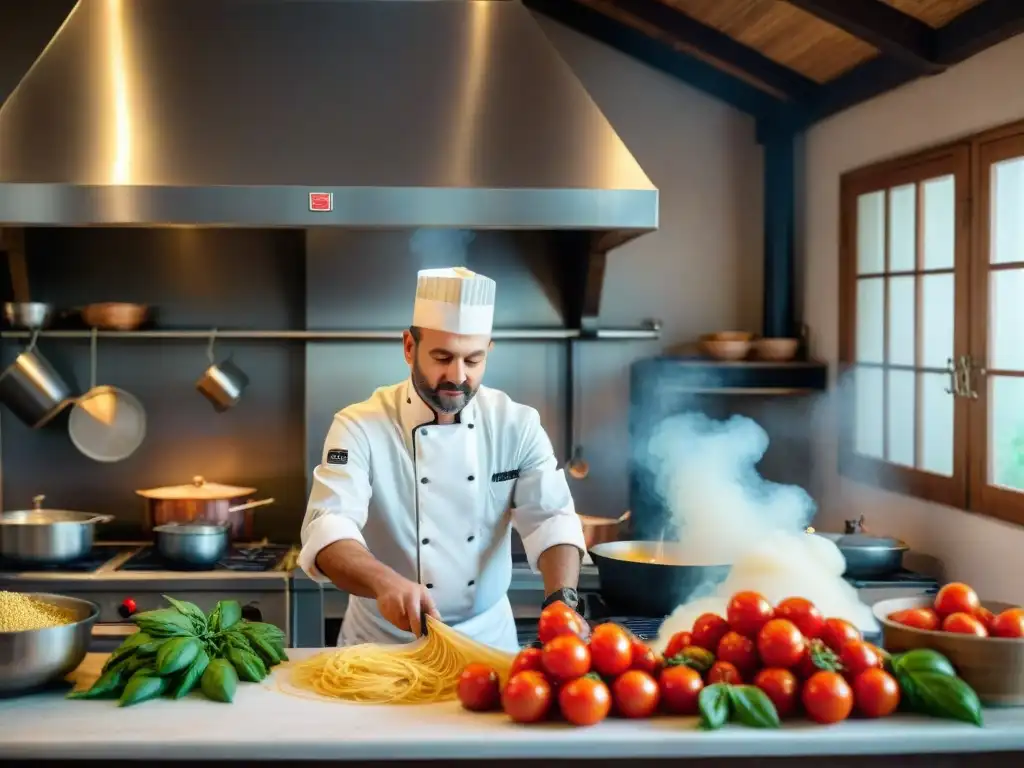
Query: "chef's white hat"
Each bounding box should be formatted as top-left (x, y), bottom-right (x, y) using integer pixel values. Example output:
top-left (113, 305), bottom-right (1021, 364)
top-left (412, 267), bottom-right (496, 336)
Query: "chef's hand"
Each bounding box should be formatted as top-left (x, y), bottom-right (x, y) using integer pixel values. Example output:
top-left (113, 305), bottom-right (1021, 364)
top-left (375, 574), bottom-right (441, 637)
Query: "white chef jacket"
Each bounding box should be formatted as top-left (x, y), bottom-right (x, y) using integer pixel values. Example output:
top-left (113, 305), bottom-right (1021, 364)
top-left (299, 378), bottom-right (586, 652)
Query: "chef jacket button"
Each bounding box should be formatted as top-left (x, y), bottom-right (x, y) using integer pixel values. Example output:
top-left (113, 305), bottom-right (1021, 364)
top-left (467, 475), bottom-right (475, 481)
top-left (420, 477), bottom-right (429, 484)
top-left (422, 538), bottom-right (430, 545)
top-left (421, 429), bottom-right (427, 437)
top-left (467, 535), bottom-right (475, 542)
top-left (426, 583), bottom-right (434, 589)
top-left (467, 580), bottom-right (475, 587)
top-left (468, 423), bottom-right (475, 429)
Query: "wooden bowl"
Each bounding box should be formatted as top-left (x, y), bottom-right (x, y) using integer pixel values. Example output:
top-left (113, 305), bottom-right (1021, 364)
top-left (701, 339), bottom-right (751, 361)
top-left (873, 596), bottom-right (1024, 706)
top-left (81, 303), bottom-right (149, 331)
top-left (752, 337), bottom-right (799, 361)
top-left (703, 331), bottom-right (753, 342)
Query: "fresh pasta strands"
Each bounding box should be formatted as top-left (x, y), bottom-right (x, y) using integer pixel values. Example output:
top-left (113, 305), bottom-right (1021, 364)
top-left (283, 615), bottom-right (515, 705)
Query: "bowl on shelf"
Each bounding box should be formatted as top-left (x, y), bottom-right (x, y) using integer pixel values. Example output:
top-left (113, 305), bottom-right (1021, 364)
top-left (873, 595), bottom-right (1024, 707)
top-left (752, 337), bottom-right (799, 362)
top-left (81, 303), bottom-right (149, 331)
top-left (700, 333), bottom-right (752, 361)
top-left (703, 331), bottom-right (753, 342)
top-left (0, 593), bottom-right (99, 695)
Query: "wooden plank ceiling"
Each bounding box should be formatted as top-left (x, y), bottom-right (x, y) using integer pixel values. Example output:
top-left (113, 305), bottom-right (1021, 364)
top-left (595, 0), bottom-right (986, 83)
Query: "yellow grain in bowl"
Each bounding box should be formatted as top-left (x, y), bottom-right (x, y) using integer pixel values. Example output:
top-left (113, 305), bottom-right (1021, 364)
top-left (0, 590), bottom-right (77, 632)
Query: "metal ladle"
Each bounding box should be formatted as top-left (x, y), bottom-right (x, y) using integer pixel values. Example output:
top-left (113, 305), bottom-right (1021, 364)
top-left (565, 338), bottom-right (589, 480)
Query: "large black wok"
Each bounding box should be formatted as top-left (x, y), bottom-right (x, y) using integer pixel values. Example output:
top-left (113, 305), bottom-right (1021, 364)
top-left (589, 540), bottom-right (731, 618)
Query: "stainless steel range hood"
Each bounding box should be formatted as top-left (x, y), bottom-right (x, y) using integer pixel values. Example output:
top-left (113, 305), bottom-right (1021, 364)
top-left (0, 0), bottom-right (658, 231)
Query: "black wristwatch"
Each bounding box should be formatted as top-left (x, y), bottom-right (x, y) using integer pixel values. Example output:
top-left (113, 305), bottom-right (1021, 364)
top-left (542, 587), bottom-right (580, 612)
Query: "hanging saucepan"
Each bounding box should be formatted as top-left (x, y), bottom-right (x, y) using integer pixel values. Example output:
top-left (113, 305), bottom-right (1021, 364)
top-left (0, 328), bottom-right (74, 428)
top-left (136, 476), bottom-right (274, 539)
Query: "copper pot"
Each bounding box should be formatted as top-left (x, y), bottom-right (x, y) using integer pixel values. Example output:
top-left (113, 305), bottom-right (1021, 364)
top-left (579, 510), bottom-right (631, 550)
top-left (136, 476), bottom-right (275, 539)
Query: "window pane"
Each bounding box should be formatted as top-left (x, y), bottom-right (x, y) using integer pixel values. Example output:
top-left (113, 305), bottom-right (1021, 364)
top-left (888, 276), bottom-right (915, 366)
top-left (921, 273), bottom-right (954, 370)
top-left (854, 367), bottom-right (884, 459)
top-left (990, 268), bottom-right (1024, 371)
top-left (889, 184), bottom-right (916, 272)
top-left (887, 370), bottom-right (915, 467)
top-left (920, 372), bottom-right (954, 477)
top-left (856, 278), bottom-right (885, 363)
top-left (922, 175), bottom-right (955, 270)
top-left (992, 157), bottom-right (1024, 265)
top-left (990, 376), bottom-right (1024, 492)
top-left (857, 191), bottom-right (885, 274)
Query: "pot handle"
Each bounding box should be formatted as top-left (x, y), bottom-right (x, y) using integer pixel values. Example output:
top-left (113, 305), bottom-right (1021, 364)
top-left (227, 498), bottom-right (275, 513)
top-left (84, 514), bottom-right (116, 525)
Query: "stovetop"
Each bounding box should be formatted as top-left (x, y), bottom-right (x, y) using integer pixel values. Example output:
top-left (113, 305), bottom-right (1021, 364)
top-left (119, 544), bottom-right (291, 573)
top-left (0, 545), bottom-right (126, 574)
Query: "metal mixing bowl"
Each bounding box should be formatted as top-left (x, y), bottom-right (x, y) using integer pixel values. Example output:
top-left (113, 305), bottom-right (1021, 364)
top-left (0, 593), bottom-right (99, 695)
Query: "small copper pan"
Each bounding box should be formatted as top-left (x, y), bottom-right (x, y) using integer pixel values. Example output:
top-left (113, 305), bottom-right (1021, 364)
top-left (578, 510), bottom-right (631, 549)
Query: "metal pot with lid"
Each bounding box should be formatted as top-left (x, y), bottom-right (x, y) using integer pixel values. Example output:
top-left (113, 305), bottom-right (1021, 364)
top-left (811, 519), bottom-right (909, 579)
top-left (0, 494), bottom-right (114, 564)
top-left (136, 475), bottom-right (274, 539)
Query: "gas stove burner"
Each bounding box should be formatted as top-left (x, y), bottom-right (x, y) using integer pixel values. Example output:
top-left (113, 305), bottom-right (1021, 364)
top-left (118, 544), bottom-right (291, 573)
top-left (0, 545), bottom-right (127, 574)
top-left (593, 616), bottom-right (665, 641)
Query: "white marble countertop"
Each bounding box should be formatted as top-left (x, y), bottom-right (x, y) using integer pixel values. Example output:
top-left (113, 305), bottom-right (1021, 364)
top-left (1, 651), bottom-right (1023, 761)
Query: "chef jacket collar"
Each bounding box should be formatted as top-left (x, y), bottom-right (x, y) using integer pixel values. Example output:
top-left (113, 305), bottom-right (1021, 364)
top-left (400, 378), bottom-right (479, 438)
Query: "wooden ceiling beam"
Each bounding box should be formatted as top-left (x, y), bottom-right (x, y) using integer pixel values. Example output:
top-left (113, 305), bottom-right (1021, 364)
top-left (785, 0), bottom-right (945, 74)
top-left (802, 55), bottom-right (923, 123)
top-left (935, 0), bottom-right (1024, 64)
top-left (525, 0), bottom-right (788, 117)
top-left (603, 0), bottom-right (821, 103)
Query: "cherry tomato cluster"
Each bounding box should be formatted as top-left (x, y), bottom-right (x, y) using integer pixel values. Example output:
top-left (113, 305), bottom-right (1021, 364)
top-left (889, 582), bottom-right (1024, 639)
top-left (457, 594), bottom-right (905, 727)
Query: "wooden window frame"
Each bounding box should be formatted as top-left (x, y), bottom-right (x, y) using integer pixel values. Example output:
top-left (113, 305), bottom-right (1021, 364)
top-left (838, 118), bottom-right (1024, 526)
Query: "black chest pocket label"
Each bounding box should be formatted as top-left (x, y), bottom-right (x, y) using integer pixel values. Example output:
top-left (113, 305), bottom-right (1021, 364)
top-left (327, 449), bottom-right (348, 466)
top-left (491, 469), bottom-right (520, 483)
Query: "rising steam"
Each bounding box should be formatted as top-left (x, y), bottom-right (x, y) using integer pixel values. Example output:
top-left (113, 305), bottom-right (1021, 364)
top-left (644, 413), bottom-right (877, 652)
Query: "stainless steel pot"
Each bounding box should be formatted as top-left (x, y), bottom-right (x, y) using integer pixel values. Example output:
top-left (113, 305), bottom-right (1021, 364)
top-left (0, 593), bottom-right (99, 694)
top-left (136, 476), bottom-right (274, 538)
top-left (0, 496), bottom-right (114, 564)
top-left (152, 523), bottom-right (230, 568)
top-left (0, 329), bottom-right (74, 428)
top-left (815, 532), bottom-right (909, 579)
top-left (3, 302), bottom-right (53, 330)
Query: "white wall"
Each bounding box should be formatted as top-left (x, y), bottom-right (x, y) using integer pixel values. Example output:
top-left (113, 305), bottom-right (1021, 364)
top-left (530, 15), bottom-right (765, 518)
top-left (803, 35), bottom-right (1024, 603)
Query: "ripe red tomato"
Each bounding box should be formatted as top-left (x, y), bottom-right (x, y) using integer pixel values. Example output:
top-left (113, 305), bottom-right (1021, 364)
top-left (801, 671), bottom-right (854, 724)
top-left (538, 602), bottom-right (584, 644)
top-left (818, 618), bottom-right (861, 653)
top-left (542, 635), bottom-right (591, 681)
top-left (757, 619), bottom-right (807, 669)
top-left (502, 671), bottom-right (553, 723)
top-left (775, 597), bottom-right (825, 639)
top-left (975, 606), bottom-right (996, 632)
top-left (942, 611), bottom-right (988, 636)
top-left (457, 663), bottom-right (501, 711)
top-left (589, 623), bottom-right (634, 678)
top-left (795, 639), bottom-right (841, 680)
top-left (753, 668), bottom-right (799, 718)
top-left (659, 665), bottom-right (704, 715)
top-left (510, 647), bottom-right (544, 677)
top-left (888, 607), bottom-right (940, 631)
top-left (558, 676), bottom-right (611, 727)
top-left (717, 631), bottom-right (758, 677)
top-left (691, 613), bottom-right (730, 652)
top-left (991, 608), bottom-right (1024, 638)
top-left (839, 640), bottom-right (882, 681)
top-left (707, 660), bottom-right (743, 685)
top-left (727, 591), bottom-right (775, 638)
top-left (630, 640), bottom-right (663, 676)
top-left (611, 670), bottom-right (660, 719)
top-left (934, 583), bottom-right (981, 618)
top-left (664, 630), bottom-right (693, 659)
top-left (853, 668), bottom-right (900, 718)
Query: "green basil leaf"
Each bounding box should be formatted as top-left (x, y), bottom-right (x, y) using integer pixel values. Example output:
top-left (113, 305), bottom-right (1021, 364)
top-left (169, 649), bottom-right (210, 699)
top-left (133, 609), bottom-right (197, 638)
top-left (162, 595), bottom-right (209, 634)
top-left (892, 649), bottom-right (957, 678)
top-left (906, 671), bottom-right (984, 726)
top-left (698, 683), bottom-right (731, 730)
top-left (215, 600), bottom-right (242, 631)
top-left (727, 685), bottom-right (781, 729)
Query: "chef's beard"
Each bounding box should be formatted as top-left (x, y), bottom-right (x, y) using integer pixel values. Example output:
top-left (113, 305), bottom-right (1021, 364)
top-left (411, 360), bottom-right (478, 415)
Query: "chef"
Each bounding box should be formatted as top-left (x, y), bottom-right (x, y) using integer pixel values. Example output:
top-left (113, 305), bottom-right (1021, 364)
top-left (299, 267), bottom-right (586, 653)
